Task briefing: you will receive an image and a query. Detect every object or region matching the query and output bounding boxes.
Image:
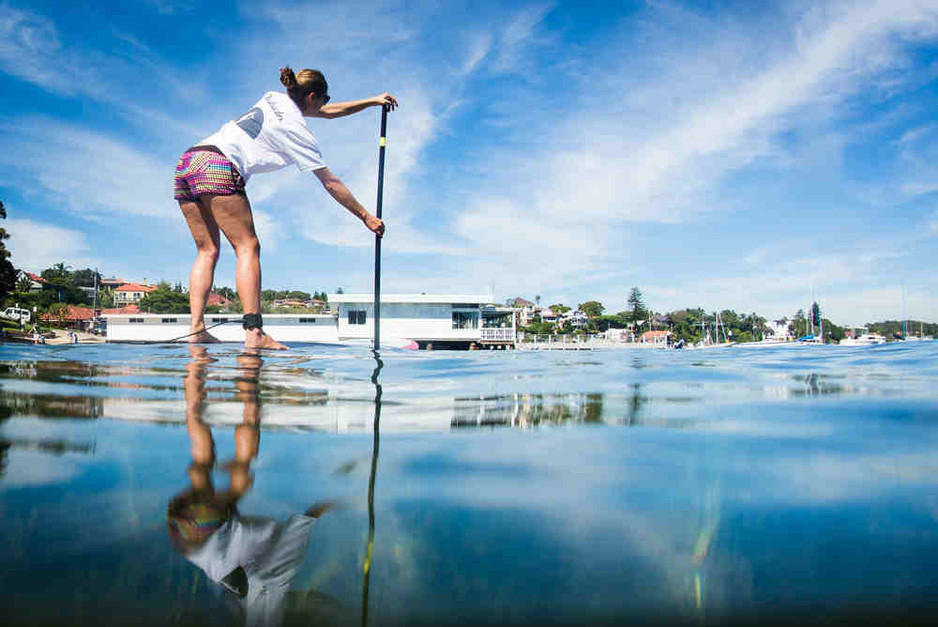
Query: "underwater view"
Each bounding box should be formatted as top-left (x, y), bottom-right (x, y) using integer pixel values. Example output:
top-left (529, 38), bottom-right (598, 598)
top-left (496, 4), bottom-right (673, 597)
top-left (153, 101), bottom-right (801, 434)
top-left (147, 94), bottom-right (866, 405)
top-left (1, 341), bottom-right (937, 626)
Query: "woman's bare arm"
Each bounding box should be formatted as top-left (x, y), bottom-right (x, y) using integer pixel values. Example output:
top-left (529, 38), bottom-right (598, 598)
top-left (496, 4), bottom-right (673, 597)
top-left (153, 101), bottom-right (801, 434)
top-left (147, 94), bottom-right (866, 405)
top-left (311, 93), bottom-right (398, 119)
top-left (314, 167), bottom-right (385, 236)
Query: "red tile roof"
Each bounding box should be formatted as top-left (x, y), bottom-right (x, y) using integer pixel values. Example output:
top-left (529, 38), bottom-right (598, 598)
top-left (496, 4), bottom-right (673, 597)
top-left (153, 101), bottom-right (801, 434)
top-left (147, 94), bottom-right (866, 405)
top-left (40, 306), bottom-right (95, 321)
top-left (207, 293), bottom-right (230, 307)
top-left (115, 283), bottom-right (157, 292)
top-left (101, 304), bottom-right (141, 314)
top-left (25, 272), bottom-right (48, 283)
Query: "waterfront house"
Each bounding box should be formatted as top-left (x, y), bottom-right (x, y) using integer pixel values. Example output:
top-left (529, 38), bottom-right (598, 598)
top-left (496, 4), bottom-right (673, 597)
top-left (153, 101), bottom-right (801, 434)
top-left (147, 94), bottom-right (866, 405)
top-left (640, 330), bottom-right (670, 346)
top-left (562, 310), bottom-right (588, 329)
top-left (329, 293), bottom-right (515, 349)
top-left (40, 305), bottom-right (95, 331)
top-left (541, 308), bottom-right (559, 323)
top-left (103, 293), bottom-right (515, 349)
top-left (766, 318), bottom-right (791, 341)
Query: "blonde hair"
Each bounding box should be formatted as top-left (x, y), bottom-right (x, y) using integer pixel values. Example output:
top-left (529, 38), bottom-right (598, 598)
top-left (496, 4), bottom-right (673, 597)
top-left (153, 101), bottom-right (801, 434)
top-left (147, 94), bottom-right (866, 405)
top-left (279, 66), bottom-right (328, 108)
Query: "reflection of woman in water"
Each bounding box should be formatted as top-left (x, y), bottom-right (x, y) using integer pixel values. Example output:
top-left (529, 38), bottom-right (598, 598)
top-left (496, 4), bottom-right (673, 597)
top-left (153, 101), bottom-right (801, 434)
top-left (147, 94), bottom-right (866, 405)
top-left (167, 347), bottom-right (331, 626)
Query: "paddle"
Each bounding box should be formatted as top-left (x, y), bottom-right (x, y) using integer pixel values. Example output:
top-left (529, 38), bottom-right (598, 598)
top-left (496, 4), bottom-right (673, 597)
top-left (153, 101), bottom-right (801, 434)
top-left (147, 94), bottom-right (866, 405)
top-left (373, 104), bottom-right (388, 352)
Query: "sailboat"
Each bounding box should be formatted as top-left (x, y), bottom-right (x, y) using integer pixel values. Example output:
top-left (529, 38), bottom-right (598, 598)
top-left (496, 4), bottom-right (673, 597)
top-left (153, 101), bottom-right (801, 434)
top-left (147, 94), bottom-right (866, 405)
top-left (687, 312), bottom-right (735, 349)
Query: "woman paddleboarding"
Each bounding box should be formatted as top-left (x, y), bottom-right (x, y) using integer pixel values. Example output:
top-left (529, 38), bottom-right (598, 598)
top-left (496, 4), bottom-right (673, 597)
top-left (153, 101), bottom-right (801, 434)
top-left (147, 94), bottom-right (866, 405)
top-left (174, 66), bottom-right (396, 349)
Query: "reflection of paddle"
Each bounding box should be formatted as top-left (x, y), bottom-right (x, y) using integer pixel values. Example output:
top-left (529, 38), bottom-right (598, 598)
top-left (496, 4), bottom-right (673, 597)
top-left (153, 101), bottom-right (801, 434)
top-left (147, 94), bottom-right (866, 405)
top-left (361, 352), bottom-right (383, 627)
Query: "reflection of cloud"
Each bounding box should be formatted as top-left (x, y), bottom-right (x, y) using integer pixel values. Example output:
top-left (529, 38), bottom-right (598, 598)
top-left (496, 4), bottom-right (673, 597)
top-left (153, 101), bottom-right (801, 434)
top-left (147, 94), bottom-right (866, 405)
top-left (756, 450), bottom-right (938, 503)
top-left (0, 449), bottom-right (81, 488)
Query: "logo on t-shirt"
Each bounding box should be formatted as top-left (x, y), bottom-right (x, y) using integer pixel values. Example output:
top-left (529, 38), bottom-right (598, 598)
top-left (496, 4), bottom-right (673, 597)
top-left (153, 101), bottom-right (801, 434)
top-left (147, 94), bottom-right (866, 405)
top-left (235, 108), bottom-right (264, 139)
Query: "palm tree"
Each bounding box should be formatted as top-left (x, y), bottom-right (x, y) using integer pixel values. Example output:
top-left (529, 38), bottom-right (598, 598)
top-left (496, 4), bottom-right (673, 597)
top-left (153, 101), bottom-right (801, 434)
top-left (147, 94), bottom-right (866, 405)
top-left (16, 275), bottom-right (32, 293)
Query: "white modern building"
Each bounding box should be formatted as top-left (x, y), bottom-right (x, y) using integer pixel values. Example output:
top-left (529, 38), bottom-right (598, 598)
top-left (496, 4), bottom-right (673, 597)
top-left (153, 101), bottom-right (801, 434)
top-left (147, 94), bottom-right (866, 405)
top-left (104, 294), bottom-right (517, 349)
top-left (766, 318), bottom-right (791, 341)
top-left (104, 313), bottom-right (339, 343)
top-left (330, 294), bottom-right (515, 349)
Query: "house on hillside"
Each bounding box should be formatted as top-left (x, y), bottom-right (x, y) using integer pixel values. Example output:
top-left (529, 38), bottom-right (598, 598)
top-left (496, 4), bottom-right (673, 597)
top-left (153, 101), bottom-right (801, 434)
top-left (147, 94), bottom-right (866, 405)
top-left (509, 298), bottom-right (538, 326)
top-left (562, 310), bottom-right (588, 329)
top-left (114, 283), bottom-right (157, 306)
top-left (99, 278), bottom-right (129, 290)
top-left (541, 308), bottom-right (559, 323)
top-left (15, 270), bottom-right (47, 293)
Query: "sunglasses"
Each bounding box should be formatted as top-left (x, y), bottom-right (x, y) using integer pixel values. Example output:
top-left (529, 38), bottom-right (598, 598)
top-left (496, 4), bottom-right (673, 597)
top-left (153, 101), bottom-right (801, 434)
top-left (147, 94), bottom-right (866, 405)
top-left (321, 93), bottom-right (331, 104)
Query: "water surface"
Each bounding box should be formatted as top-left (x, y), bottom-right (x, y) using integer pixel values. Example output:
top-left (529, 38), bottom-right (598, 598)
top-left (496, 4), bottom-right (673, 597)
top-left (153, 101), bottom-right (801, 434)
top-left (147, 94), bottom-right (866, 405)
top-left (1, 342), bottom-right (937, 626)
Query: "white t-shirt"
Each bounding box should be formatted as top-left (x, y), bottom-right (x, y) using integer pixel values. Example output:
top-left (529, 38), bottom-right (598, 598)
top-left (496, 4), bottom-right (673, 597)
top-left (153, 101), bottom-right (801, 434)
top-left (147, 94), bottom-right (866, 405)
top-left (200, 91), bottom-right (327, 182)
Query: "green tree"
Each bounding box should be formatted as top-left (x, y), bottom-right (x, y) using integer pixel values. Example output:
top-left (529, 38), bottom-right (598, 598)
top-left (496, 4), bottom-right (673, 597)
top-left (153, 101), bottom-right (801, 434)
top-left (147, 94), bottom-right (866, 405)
top-left (790, 309), bottom-right (807, 337)
top-left (41, 262), bottom-right (72, 284)
top-left (98, 287), bottom-right (115, 309)
top-left (0, 201), bottom-right (17, 304)
top-left (138, 284), bottom-right (190, 313)
top-left (822, 318), bottom-right (845, 342)
top-left (668, 308), bottom-right (707, 343)
top-left (524, 321), bottom-right (555, 335)
top-left (71, 268), bottom-right (100, 288)
top-left (627, 287), bottom-right (648, 325)
top-left (579, 300), bottom-right (605, 319)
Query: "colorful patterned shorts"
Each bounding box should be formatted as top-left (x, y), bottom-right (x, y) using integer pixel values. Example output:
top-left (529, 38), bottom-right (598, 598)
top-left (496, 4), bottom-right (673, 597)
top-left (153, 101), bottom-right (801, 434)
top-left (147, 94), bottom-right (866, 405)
top-left (173, 145), bottom-right (246, 202)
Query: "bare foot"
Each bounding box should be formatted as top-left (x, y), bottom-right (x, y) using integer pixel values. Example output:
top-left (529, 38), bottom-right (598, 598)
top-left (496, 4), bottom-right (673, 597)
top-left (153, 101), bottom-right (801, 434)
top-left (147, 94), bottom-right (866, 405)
top-left (188, 330), bottom-right (220, 343)
top-left (244, 328), bottom-right (288, 350)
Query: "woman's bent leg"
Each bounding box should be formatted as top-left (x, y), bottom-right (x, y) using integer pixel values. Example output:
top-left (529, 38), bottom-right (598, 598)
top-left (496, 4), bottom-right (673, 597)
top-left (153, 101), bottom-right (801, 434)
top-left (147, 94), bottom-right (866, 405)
top-left (179, 200), bottom-right (221, 342)
top-left (203, 194), bottom-right (287, 350)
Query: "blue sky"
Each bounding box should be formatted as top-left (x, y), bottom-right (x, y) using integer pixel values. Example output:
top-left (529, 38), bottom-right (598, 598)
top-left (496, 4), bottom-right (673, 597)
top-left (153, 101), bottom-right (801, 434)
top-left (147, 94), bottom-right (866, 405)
top-left (2, 0), bottom-right (937, 323)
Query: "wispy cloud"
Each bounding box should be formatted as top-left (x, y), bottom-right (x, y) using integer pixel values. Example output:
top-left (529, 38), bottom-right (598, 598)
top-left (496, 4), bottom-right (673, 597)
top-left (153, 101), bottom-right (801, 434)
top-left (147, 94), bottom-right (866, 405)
top-left (0, 2), bottom-right (203, 139)
top-left (0, 118), bottom-right (169, 219)
top-left (442, 0), bottom-right (938, 299)
top-left (490, 3), bottom-right (556, 75)
top-left (5, 218), bottom-right (95, 271)
top-left (0, 4), bottom-right (69, 95)
top-left (3, 0), bottom-right (938, 318)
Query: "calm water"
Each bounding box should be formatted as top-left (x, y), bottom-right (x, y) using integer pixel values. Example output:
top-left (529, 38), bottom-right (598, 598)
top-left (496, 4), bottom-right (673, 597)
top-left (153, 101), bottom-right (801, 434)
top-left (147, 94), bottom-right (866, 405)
top-left (1, 341), bottom-right (937, 626)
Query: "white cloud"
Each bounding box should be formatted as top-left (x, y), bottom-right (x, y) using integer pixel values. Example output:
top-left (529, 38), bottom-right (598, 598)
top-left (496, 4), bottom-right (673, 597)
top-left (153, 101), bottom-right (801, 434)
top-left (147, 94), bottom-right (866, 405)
top-left (0, 119), bottom-right (169, 219)
top-left (491, 3), bottom-right (556, 75)
top-left (434, 0), bottom-right (938, 310)
top-left (459, 31), bottom-right (492, 77)
top-left (5, 219), bottom-right (95, 271)
top-left (0, 3), bottom-right (203, 140)
top-left (251, 208), bottom-right (280, 254)
top-left (0, 4), bottom-right (71, 95)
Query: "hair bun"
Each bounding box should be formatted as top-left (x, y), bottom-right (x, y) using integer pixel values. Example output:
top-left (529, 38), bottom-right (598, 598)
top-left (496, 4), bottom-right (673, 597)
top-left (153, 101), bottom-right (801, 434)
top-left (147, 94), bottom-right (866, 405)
top-left (280, 66), bottom-right (298, 89)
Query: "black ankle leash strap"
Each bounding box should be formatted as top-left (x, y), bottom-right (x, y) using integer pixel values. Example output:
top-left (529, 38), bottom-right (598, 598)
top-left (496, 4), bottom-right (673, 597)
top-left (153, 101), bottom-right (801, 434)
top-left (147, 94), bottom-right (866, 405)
top-left (242, 313), bottom-right (263, 330)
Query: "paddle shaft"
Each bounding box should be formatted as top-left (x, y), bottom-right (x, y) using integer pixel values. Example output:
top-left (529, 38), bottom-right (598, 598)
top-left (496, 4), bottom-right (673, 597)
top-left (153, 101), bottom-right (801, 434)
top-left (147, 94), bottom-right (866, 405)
top-left (374, 105), bottom-right (388, 352)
